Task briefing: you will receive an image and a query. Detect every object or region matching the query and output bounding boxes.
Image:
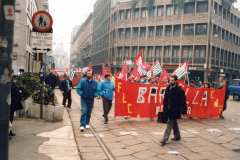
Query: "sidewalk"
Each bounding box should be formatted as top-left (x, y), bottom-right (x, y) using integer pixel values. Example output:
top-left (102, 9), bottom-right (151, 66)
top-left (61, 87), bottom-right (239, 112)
top-left (9, 91), bottom-right (81, 160)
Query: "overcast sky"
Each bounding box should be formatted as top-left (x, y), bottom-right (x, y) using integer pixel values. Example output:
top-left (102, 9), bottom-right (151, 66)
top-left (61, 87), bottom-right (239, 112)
top-left (49, 0), bottom-right (96, 55)
top-left (48, 0), bottom-right (240, 55)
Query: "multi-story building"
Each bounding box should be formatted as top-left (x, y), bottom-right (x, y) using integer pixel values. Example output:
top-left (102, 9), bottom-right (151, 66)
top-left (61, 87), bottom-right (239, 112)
top-left (70, 13), bottom-right (93, 69)
top-left (12, 0), bottom-right (49, 73)
top-left (73, 0), bottom-right (240, 86)
top-left (51, 43), bottom-right (69, 70)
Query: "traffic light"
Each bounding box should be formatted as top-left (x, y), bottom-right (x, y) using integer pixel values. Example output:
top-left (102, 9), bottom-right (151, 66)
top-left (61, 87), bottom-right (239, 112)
top-left (32, 53), bottom-right (36, 60)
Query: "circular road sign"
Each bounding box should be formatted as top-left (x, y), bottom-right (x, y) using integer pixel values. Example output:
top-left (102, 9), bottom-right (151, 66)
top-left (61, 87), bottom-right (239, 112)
top-left (32, 11), bottom-right (53, 32)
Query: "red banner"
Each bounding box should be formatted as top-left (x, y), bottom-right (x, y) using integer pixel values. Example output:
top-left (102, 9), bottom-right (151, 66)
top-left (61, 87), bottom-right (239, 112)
top-left (115, 79), bottom-right (226, 118)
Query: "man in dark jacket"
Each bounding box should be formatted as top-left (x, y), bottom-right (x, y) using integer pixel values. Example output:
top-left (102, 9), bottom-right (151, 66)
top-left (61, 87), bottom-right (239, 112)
top-left (76, 70), bottom-right (100, 132)
top-left (10, 70), bottom-right (23, 137)
top-left (218, 80), bottom-right (229, 119)
top-left (45, 69), bottom-right (58, 94)
top-left (59, 73), bottom-right (73, 109)
top-left (160, 75), bottom-right (187, 145)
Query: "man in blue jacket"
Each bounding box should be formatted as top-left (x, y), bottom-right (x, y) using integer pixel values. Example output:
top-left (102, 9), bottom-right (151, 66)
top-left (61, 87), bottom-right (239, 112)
top-left (99, 73), bottom-right (115, 124)
top-left (59, 73), bottom-right (73, 109)
top-left (77, 70), bottom-right (100, 132)
top-left (45, 68), bottom-right (58, 94)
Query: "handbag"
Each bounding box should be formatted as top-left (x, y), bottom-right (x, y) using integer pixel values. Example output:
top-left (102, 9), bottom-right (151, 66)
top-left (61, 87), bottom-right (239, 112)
top-left (157, 112), bottom-right (168, 124)
top-left (9, 121), bottom-right (12, 128)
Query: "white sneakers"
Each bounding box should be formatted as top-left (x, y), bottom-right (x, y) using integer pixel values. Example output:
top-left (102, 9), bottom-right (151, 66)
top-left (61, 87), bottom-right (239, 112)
top-left (80, 126), bottom-right (84, 132)
top-left (85, 125), bottom-right (90, 129)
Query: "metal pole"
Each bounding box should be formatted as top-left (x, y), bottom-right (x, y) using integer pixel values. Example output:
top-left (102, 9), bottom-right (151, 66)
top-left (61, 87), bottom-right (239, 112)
top-left (0, 0), bottom-right (15, 159)
top-left (36, 52), bottom-right (39, 72)
top-left (39, 67), bottom-right (43, 119)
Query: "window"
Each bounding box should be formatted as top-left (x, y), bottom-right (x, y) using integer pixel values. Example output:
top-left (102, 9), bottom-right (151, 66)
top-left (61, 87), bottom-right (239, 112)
top-left (119, 10), bottom-right (124, 20)
top-left (196, 23), bottom-right (207, 35)
top-left (174, 5), bottom-right (182, 15)
top-left (155, 46), bottom-right (162, 57)
top-left (149, 7), bottom-right (156, 17)
top-left (134, 8), bottom-right (139, 18)
top-left (156, 26), bottom-right (163, 36)
top-left (166, 5), bottom-right (173, 15)
top-left (197, 1), bottom-right (208, 13)
top-left (141, 8), bottom-right (147, 18)
top-left (182, 46), bottom-right (193, 57)
top-left (157, 6), bottom-right (164, 16)
top-left (140, 27), bottom-right (146, 37)
top-left (113, 30), bottom-right (115, 39)
top-left (222, 29), bottom-right (225, 40)
top-left (126, 9), bottom-right (131, 19)
top-left (183, 24), bottom-right (194, 35)
top-left (195, 46), bottom-right (206, 57)
top-left (223, 8), bottom-right (226, 19)
top-left (214, 2), bottom-right (218, 14)
top-left (173, 25), bottom-right (181, 36)
top-left (227, 11), bottom-right (230, 22)
top-left (133, 27), bottom-right (138, 37)
top-left (148, 47), bottom-right (154, 57)
top-left (132, 46), bottom-right (138, 56)
top-left (139, 46), bottom-right (145, 56)
top-left (172, 46), bottom-right (180, 63)
top-left (184, 3), bottom-right (195, 14)
top-left (164, 46), bottom-right (171, 57)
top-left (226, 31), bottom-right (229, 41)
top-left (149, 27), bottom-right (154, 37)
top-left (118, 28), bottom-right (124, 38)
top-left (118, 47), bottom-right (123, 56)
top-left (124, 47), bottom-right (130, 56)
top-left (236, 36), bottom-right (238, 46)
top-left (125, 28), bottom-right (131, 38)
top-left (219, 6), bottom-right (222, 17)
top-left (237, 18), bottom-right (239, 27)
top-left (165, 26), bottom-right (172, 36)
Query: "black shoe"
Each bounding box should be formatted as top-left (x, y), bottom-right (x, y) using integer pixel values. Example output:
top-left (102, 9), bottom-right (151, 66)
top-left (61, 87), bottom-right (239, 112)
top-left (219, 115), bottom-right (224, 119)
top-left (171, 137), bottom-right (181, 141)
top-left (160, 139), bottom-right (166, 145)
top-left (9, 137), bottom-right (11, 140)
top-left (104, 120), bottom-right (107, 124)
top-left (9, 131), bottom-right (16, 136)
top-left (67, 106), bottom-right (71, 109)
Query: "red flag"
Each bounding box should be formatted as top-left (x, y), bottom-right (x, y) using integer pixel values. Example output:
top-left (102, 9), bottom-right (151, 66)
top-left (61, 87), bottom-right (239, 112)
top-left (131, 67), bottom-right (140, 81)
top-left (151, 68), bottom-right (154, 77)
top-left (89, 62), bottom-right (92, 70)
top-left (171, 61), bottom-right (189, 79)
top-left (117, 59), bottom-right (127, 80)
top-left (116, 71), bottom-right (120, 78)
top-left (66, 67), bottom-right (68, 72)
top-left (108, 64), bottom-right (111, 74)
top-left (134, 49), bottom-right (151, 71)
top-left (102, 64), bottom-right (106, 80)
top-left (95, 74), bottom-right (99, 80)
top-left (158, 69), bottom-right (169, 85)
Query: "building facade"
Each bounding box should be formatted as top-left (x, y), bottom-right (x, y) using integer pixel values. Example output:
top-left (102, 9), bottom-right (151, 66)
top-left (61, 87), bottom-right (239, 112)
top-left (51, 43), bottom-right (69, 70)
top-left (12, 0), bottom-right (49, 74)
top-left (72, 0), bottom-right (240, 86)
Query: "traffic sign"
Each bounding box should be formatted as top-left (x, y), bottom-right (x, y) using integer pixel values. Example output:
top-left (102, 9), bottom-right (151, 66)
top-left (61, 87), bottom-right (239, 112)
top-left (31, 32), bottom-right (52, 53)
top-left (0, 37), bottom-right (8, 48)
top-left (32, 11), bottom-right (53, 32)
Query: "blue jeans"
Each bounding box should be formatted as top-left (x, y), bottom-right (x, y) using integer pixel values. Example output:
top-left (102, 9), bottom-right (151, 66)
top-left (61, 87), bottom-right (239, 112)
top-left (51, 89), bottom-right (55, 94)
top-left (80, 98), bottom-right (94, 127)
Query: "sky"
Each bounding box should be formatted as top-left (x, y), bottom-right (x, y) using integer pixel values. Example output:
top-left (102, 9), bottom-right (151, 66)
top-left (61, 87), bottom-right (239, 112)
top-left (48, 0), bottom-right (96, 55)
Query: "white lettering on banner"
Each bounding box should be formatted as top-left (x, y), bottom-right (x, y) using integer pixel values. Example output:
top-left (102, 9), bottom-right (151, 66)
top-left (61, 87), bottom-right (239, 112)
top-left (187, 107), bottom-right (191, 114)
top-left (137, 87), bottom-right (147, 103)
top-left (192, 91), bottom-right (199, 104)
top-left (161, 105), bottom-right (163, 112)
top-left (179, 83), bottom-right (185, 88)
top-left (118, 73), bottom-right (124, 79)
top-left (185, 88), bottom-right (189, 104)
top-left (200, 91), bottom-right (208, 106)
top-left (148, 87), bottom-right (158, 103)
top-left (159, 87), bottom-right (166, 103)
top-left (156, 106), bottom-right (160, 114)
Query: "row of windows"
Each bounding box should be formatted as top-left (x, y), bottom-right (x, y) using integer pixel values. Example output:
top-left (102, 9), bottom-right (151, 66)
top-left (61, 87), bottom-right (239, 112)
top-left (214, 2), bottom-right (240, 28)
top-left (91, 50), bottom-right (108, 65)
top-left (92, 18), bottom-right (110, 42)
top-left (92, 33), bottom-right (109, 53)
top-left (112, 1), bottom-right (208, 22)
top-left (93, 2), bottom-right (111, 31)
top-left (112, 24), bottom-right (207, 39)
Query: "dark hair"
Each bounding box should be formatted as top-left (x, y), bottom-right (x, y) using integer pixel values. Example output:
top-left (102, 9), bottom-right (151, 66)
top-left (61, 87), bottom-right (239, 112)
top-left (87, 70), bottom-right (93, 76)
top-left (204, 82), bottom-right (211, 88)
top-left (190, 80), bottom-right (195, 83)
top-left (127, 74), bottom-right (131, 78)
top-left (83, 74), bottom-right (87, 78)
top-left (105, 73), bottom-right (111, 78)
top-left (170, 75), bottom-right (178, 81)
top-left (49, 68), bottom-right (53, 71)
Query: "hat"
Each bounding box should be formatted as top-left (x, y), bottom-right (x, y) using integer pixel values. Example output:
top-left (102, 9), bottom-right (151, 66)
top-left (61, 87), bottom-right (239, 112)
top-left (190, 80), bottom-right (195, 83)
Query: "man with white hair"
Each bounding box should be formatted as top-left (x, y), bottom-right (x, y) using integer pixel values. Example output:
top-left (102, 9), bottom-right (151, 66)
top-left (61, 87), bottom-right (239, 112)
top-left (59, 73), bottom-right (73, 109)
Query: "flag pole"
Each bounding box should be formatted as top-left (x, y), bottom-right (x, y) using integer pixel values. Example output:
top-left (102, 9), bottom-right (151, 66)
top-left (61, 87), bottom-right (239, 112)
top-left (187, 71), bottom-right (190, 86)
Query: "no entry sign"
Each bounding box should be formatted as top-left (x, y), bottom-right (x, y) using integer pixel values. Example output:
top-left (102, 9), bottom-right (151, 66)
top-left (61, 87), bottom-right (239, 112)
top-left (32, 11), bottom-right (53, 32)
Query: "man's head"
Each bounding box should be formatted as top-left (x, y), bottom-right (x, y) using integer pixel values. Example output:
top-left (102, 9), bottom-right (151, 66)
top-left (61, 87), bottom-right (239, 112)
top-left (49, 68), bottom-right (54, 74)
top-left (87, 70), bottom-right (93, 79)
top-left (170, 75), bottom-right (178, 86)
top-left (144, 75), bottom-right (148, 80)
top-left (65, 73), bottom-right (70, 80)
top-left (149, 77), bottom-right (155, 83)
top-left (19, 69), bottom-right (24, 73)
top-left (105, 73), bottom-right (111, 81)
top-left (190, 80), bottom-right (195, 87)
top-left (11, 70), bottom-right (14, 78)
top-left (221, 80), bottom-right (227, 86)
top-left (127, 74), bottom-right (132, 80)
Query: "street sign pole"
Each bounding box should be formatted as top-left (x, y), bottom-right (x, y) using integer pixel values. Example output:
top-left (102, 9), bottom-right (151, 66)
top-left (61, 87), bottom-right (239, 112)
top-left (36, 52), bottom-right (39, 72)
top-left (0, 0), bottom-right (15, 159)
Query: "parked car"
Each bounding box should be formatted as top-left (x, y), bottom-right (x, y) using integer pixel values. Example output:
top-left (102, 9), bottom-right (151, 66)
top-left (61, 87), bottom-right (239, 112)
top-left (228, 79), bottom-right (240, 101)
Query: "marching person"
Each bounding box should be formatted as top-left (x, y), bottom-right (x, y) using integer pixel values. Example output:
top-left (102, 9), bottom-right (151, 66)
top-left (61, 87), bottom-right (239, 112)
top-left (77, 70), bottom-right (100, 132)
top-left (189, 80), bottom-right (197, 88)
top-left (218, 80), bottom-right (229, 119)
top-left (10, 70), bottom-right (23, 139)
top-left (59, 73), bottom-right (73, 109)
top-left (160, 75), bottom-right (187, 145)
top-left (127, 74), bottom-right (135, 82)
top-left (99, 73), bottom-right (115, 124)
top-left (45, 68), bottom-right (58, 94)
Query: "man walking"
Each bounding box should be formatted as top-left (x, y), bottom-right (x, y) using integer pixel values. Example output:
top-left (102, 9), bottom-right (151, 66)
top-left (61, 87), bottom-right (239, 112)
top-left (77, 70), bottom-right (100, 132)
top-left (59, 73), bottom-right (73, 109)
top-left (99, 73), bottom-right (115, 124)
top-left (160, 75), bottom-right (187, 145)
top-left (218, 80), bottom-right (229, 119)
top-left (45, 68), bottom-right (58, 94)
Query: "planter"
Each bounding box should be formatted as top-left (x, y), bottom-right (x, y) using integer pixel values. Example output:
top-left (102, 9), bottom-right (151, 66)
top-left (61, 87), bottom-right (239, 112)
top-left (15, 97), bottom-right (33, 118)
top-left (26, 103), bottom-right (64, 122)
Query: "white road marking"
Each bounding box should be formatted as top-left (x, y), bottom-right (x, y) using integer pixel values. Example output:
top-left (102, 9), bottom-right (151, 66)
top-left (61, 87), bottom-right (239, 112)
top-left (206, 129), bottom-right (223, 132)
top-left (83, 134), bottom-right (94, 137)
top-left (187, 130), bottom-right (196, 132)
top-left (119, 132), bottom-right (138, 136)
top-left (98, 133), bottom-right (104, 137)
top-left (229, 128), bottom-right (240, 131)
top-left (152, 132), bottom-right (164, 135)
top-left (191, 132), bottom-right (199, 134)
top-left (181, 130), bottom-right (188, 133)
